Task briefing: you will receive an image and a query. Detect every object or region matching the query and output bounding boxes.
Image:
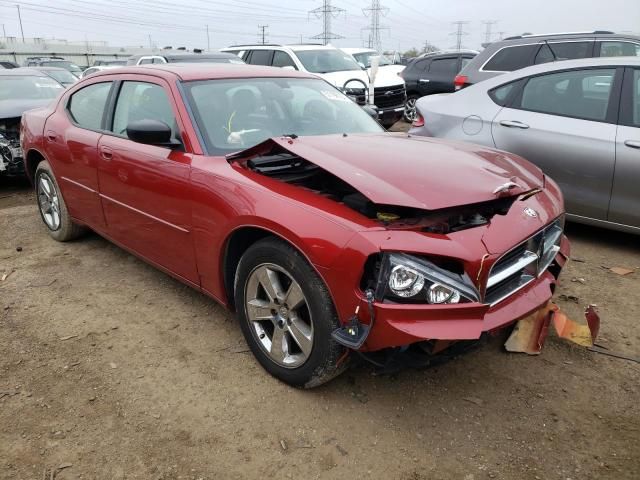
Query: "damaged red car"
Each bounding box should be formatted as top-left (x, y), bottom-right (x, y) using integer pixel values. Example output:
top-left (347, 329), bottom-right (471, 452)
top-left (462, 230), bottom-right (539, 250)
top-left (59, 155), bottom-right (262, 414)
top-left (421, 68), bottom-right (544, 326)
top-left (20, 65), bottom-right (569, 387)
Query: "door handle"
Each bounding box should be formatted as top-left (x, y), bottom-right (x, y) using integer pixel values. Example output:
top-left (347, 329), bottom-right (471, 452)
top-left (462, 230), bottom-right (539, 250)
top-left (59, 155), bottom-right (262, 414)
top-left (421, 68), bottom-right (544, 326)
top-left (624, 140), bottom-right (640, 149)
top-left (499, 120), bottom-right (529, 129)
top-left (45, 130), bottom-right (57, 142)
top-left (418, 79), bottom-right (430, 84)
top-left (99, 146), bottom-right (113, 160)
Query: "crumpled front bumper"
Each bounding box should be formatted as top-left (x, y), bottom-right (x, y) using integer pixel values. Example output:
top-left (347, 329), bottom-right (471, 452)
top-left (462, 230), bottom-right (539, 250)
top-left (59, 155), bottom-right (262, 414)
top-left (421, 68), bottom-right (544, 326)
top-left (361, 235), bottom-right (570, 351)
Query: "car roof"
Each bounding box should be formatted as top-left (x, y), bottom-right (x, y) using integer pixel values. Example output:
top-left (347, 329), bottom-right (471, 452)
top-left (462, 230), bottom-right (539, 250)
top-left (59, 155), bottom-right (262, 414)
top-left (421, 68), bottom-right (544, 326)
top-left (222, 44), bottom-right (335, 52)
top-left (31, 66), bottom-right (71, 72)
top-left (480, 56), bottom-right (640, 88)
top-left (489, 32), bottom-right (640, 48)
top-left (83, 63), bottom-right (317, 82)
top-left (0, 67), bottom-right (50, 77)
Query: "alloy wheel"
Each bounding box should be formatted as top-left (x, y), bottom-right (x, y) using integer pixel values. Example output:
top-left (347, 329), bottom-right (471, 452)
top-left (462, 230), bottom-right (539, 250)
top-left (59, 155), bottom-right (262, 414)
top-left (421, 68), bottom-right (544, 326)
top-left (37, 173), bottom-right (61, 231)
top-left (404, 97), bottom-right (417, 123)
top-left (244, 263), bottom-right (314, 368)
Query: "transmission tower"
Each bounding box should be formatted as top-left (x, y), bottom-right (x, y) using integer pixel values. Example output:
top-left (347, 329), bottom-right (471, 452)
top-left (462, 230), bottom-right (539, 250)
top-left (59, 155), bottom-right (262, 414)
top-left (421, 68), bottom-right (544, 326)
top-left (481, 20), bottom-right (498, 44)
top-left (362, 0), bottom-right (389, 52)
top-left (450, 21), bottom-right (469, 51)
top-left (258, 25), bottom-right (269, 44)
top-left (309, 0), bottom-right (345, 45)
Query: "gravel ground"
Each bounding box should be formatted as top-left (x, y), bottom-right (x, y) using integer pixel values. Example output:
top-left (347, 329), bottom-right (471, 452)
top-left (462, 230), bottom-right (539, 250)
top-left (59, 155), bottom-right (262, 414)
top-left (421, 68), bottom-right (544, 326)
top-left (1, 172), bottom-right (639, 480)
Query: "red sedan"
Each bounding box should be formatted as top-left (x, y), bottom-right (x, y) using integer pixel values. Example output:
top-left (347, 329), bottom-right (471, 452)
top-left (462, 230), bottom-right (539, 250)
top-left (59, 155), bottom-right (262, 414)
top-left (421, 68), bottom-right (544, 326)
top-left (20, 64), bottom-right (569, 387)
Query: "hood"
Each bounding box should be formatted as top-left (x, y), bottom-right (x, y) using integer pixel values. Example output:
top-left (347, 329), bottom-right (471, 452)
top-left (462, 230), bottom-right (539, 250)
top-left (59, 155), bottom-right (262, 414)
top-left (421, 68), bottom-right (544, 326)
top-left (229, 133), bottom-right (544, 211)
top-left (315, 69), bottom-right (370, 88)
top-left (0, 98), bottom-right (53, 119)
top-left (371, 67), bottom-right (405, 88)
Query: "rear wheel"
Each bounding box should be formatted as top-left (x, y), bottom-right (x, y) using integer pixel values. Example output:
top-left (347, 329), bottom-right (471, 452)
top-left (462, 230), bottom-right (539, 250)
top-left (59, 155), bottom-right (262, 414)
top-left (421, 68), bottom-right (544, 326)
top-left (35, 161), bottom-right (85, 241)
top-left (234, 238), bottom-right (345, 388)
top-left (404, 94), bottom-right (419, 123)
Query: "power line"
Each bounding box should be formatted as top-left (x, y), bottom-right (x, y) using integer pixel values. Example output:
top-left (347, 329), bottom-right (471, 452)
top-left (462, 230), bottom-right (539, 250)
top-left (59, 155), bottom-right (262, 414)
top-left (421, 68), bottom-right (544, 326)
top-left (309, 0), bottom-right (345, 45)
top-left (258, 24), bottom-right (268, 44)
top-left (482, 20), bottom-right (497, 45)
top-left (362, 0), bottom-right (388, 52)
top-left (449, 21), bottom-right (469, 51)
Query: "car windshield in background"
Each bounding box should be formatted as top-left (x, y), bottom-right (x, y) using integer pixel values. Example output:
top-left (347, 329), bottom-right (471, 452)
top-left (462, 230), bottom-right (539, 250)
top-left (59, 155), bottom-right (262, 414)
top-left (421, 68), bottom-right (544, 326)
top-left (0, 76), bottom-right (65, 101)
top-left (183, 77), bottom-right (383, 154)
top-left (43, 61), bottom-right (82, 74)
top-left (353, 52), bottom-right (392, 68)
top-left (170, 56), bottom-right (244, 64)
top-left (295, 50), bottom-right (362, 73)
top-left (45, 69), bottom-right (77, 85)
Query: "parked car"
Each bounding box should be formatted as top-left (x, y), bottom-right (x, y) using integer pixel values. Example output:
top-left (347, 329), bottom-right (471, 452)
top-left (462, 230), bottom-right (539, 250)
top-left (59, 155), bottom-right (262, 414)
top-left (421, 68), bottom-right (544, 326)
top-left (23, 57), bottom-right (83, 78)
top-left (126, 52), bottom-right (245, 66)
top-left (222, 44), bottom-right (406, 127)
top-left (20, 64), bottom-right (568, 387)
top-left (31, 67), bottom-right (78, 87)
top-left (82, 65), bottom-right (121, 78)
top-left (401, 50), bottom-right (477, 122)
top-left (0, 68), bottom-right (64, 176)
top-left (455, 31), bottom-right (640, 90)
top-left (0, 61), bottom-right (19, 69)
top-left (410, 57), bottom-right (640, 234)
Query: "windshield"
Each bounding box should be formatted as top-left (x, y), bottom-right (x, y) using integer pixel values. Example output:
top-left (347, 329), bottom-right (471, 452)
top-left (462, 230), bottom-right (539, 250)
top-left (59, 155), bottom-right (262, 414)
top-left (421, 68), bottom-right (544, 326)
top-left (43, 61), bottom-right (82, 74)
top-left (295, 49), bottom-right (362, 74)
top-left (352, 52), bottom-right (392, 68)
top-left (45, 69), bottom-right (77, 85)
top-left (0, 76), bottom-right (65, 101)
top-left (183, 77), bottom-right (383, 155)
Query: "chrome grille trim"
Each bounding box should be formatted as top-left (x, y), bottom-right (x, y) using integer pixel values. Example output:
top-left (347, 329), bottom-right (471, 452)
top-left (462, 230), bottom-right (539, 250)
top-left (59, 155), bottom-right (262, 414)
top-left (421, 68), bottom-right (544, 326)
top-left (485, 218), bottom-right (563, 306)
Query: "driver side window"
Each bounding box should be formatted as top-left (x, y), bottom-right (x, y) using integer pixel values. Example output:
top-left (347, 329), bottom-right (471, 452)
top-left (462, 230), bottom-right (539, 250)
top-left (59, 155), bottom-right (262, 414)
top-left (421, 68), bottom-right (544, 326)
top-left (112, 81), bottom-right (178, 141)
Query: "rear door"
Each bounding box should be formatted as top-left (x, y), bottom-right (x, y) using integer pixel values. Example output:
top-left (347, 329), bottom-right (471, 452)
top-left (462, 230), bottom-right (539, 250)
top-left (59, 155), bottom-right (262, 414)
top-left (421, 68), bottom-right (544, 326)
top-left (609, 67), bottom-right (640, 227)
top-left (97, 76), bottom-right (198, 283)
top-left (492, 67), bottom-right (621, 220)
top-left (533, 40), bottom-right (594, 65)
top-left (422, 56), bottom-right (459, 95)
top-left (43, 80), bottom-right (114, 229)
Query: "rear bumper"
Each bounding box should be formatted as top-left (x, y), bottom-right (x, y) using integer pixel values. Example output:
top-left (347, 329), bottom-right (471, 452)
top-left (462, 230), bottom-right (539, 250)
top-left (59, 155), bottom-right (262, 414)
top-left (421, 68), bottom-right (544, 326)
top-left (361, 236), bottom-right (569, 351)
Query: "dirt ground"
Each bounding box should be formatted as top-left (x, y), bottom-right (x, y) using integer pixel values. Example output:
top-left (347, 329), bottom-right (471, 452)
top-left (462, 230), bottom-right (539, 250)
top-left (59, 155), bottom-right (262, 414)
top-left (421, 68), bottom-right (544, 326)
top-left (1, 173), bottom-right (639, 480)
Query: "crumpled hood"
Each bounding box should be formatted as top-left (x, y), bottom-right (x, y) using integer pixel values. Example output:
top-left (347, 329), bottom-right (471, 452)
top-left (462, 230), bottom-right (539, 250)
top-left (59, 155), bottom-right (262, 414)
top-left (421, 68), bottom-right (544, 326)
top-left (0, 99), bottom-right (53, 119)
top-left (229, 133), bottom-right (544, 211)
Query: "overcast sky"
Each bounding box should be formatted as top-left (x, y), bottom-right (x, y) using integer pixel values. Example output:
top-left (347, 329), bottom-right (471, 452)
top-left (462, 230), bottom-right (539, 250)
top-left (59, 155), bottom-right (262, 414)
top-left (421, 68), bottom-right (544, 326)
top-left (0, 0), bottom-right (638, 52)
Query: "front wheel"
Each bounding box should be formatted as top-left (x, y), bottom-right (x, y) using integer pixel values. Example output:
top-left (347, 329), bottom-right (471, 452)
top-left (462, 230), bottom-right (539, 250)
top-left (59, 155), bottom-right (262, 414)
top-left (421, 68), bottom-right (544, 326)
top-left (35, 160), bottom-right (85, 241)
top-left (234, 238), bottom-right (345, 388)
top-left (404, 94), bottom-right (419, 123)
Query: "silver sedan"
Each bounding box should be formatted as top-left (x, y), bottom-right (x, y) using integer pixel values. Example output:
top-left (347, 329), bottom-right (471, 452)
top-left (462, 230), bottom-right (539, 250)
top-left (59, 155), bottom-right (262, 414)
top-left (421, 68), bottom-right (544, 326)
top-left (410, 57), bottom-right (640, 234)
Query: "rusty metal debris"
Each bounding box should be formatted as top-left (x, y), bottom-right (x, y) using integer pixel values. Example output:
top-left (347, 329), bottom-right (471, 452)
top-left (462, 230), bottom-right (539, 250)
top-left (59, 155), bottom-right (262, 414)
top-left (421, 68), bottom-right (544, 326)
top-left (505, 303), bottom-right (600, 354)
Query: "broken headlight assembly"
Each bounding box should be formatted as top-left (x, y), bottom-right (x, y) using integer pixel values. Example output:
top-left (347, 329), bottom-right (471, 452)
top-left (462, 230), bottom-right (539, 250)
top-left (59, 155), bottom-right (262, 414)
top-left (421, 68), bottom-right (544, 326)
top-left (373, 253), bottom-right (480, 304)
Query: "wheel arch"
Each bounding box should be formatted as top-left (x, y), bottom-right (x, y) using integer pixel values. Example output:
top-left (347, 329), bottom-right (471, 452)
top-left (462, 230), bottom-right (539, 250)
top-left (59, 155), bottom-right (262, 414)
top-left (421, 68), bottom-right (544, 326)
top-left (220, 225), bottom-right (337, 313)
top-left (24, 148), bottom-right (48, 184)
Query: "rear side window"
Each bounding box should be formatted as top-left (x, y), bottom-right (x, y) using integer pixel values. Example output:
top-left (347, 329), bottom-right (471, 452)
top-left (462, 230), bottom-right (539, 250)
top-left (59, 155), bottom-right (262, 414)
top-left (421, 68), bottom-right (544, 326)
top-left (483, 44), bottom-right (538, 72)
top-left (534, 42), bottom-right (592, 65)
top-left (461, 56), bottom-right (474, 71)
top-left (620, 69), bottom-right (640, 127)
top-left (600, 41), bottom-right (640, 57)
top-left (67, 82), bottom-right (112, 130)
top-left (247, 50), bottom-right (273, 66)
top-left (488, 82), bottom-right (517, 106)
top-left (272, 51), bottom-right (297, 69)
top-left (519, 68), bottom-right (616, 122)
top-left (407, 58), bottom-right (429, 73)
top-left (429, 58), bottom-right (458, 75)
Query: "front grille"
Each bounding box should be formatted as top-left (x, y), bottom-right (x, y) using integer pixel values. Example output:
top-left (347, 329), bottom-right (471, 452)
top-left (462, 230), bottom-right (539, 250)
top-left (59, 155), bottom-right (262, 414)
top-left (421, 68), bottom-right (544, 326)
top-left (374, 85), bottom-right (406, 109)
top-left (485, 219), bottom-right (563, 306)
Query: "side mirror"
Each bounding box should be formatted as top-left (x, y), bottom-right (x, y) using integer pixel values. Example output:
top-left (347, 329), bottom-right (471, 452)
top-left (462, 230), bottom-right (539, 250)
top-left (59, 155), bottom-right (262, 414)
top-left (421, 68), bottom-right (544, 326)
top-left (126, 119), bottom-right (177, 147)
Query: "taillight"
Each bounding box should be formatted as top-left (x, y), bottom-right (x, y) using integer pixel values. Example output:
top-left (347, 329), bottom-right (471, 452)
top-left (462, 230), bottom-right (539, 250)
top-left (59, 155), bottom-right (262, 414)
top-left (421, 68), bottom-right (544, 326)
top-left (412, 114), bottom-right (424, 128)
top-left (454, 74), bottom-right (468, 91)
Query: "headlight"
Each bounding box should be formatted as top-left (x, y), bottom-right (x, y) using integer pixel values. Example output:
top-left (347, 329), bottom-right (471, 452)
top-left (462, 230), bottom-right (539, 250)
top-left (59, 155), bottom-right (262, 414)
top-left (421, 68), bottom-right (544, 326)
top-left (375, 253), bottom-right (480, 304)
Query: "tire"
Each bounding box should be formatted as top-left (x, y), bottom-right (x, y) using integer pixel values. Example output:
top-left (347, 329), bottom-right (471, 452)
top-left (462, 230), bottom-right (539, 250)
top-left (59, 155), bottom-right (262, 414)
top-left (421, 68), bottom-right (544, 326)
top-left (35, 160), bottom-right (85, 242)
top-left (234, 237), bottom-right (345, 388)
top-left (404, 94), bottom-right (419, 123)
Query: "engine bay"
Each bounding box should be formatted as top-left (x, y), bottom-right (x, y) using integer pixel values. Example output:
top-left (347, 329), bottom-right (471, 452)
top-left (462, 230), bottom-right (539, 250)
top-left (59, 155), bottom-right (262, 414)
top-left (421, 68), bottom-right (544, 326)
top-left (0, 117), bottom-right (24, 176)
top-left (245, 146), bottom-right (517, 234)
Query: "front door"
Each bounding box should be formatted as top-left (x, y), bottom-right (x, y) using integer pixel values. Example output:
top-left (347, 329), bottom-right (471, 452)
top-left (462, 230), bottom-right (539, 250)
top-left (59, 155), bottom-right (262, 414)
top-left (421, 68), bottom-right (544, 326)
top-left (492, 67), bottom-right (620, 220)
top-left (97, 78), bottom-right (198, 284)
